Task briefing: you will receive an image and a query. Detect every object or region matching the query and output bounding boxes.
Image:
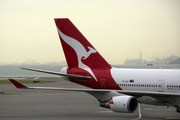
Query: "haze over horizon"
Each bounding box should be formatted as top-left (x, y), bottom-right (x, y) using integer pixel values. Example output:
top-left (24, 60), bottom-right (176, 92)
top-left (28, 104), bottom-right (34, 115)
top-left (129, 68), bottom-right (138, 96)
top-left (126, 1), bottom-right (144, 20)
top-left (1, 0), bottom-right (180, 65)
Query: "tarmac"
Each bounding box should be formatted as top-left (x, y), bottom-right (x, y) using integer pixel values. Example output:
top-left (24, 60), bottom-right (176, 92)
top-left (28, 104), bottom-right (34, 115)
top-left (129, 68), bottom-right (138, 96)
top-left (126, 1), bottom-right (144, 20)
top-left (0, 77), bottom-right (180, 120)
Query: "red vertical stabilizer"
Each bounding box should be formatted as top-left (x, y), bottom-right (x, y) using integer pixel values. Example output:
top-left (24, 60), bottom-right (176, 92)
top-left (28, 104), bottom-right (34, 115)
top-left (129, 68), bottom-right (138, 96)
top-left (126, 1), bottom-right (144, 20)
top-left (54, 18), bottom-right (111, 69)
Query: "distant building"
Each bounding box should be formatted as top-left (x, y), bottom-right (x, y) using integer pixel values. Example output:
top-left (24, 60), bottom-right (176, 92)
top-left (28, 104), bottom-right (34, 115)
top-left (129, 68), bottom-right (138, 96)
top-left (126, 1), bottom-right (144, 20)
top-left (169, 58), bottom-right (180, 64)
top-left (124, 53), bottom-right (179, 65)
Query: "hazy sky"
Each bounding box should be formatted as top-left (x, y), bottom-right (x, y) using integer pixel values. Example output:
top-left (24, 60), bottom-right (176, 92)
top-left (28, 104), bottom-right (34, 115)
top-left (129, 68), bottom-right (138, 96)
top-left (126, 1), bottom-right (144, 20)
top-left (0, 0), bottom-right (180, 64)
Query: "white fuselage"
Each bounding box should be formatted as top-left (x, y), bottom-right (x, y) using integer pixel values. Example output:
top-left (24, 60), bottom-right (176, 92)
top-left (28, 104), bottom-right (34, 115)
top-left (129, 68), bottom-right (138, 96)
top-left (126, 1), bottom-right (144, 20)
top-left (111, 68), bottom-right (180, 106)
top-left (111, 68), bottom-right (180, 93)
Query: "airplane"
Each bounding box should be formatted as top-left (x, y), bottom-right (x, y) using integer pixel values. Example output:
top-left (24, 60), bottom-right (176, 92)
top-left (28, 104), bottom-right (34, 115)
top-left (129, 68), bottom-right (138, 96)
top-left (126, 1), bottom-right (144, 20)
top-left (9, 18), bottom-right (180, 113)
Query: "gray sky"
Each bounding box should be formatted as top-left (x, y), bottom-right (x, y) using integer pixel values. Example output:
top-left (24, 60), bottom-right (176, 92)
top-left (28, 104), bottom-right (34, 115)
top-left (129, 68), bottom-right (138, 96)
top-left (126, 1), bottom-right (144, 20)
top-left (0, 0), bottom-right (180, 64)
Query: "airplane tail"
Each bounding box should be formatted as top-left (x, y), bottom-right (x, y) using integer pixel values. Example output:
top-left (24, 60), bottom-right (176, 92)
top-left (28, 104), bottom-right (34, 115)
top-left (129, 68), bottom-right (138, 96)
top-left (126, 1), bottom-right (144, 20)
top-left (54, 18), bottom-right (111, 69)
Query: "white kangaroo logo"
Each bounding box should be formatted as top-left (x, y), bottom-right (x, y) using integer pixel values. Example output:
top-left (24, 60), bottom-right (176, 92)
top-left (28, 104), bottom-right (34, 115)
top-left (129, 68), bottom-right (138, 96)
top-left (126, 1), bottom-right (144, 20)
top-left (57, 28), bottom-right (97, 81)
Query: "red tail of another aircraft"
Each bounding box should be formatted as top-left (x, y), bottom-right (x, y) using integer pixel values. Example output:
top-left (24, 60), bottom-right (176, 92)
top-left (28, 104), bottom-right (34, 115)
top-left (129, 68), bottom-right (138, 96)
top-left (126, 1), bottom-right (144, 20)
top-left (54, 18), bottom-right (111, 69)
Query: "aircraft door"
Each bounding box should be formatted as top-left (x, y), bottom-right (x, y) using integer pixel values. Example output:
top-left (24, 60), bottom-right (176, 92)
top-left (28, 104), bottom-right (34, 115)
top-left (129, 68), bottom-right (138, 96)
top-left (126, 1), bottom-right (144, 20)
top-left (158, 80), bottom-right (164, 92)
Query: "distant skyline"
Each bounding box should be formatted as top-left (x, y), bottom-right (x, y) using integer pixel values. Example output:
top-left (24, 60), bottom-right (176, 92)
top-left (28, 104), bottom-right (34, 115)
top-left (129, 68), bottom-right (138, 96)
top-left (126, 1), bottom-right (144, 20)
top-left (0, 54), bottom-right (179, 65)
top-left (0, 0), bottom-right (180, 64)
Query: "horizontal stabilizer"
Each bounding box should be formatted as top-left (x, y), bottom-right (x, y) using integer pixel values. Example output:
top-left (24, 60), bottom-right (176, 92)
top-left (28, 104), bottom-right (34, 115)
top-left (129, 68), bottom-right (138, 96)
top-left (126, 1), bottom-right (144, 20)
top-left (21, 67), bottom-right (91, 80)
top-left (9, 79), bottom-right (109, 92)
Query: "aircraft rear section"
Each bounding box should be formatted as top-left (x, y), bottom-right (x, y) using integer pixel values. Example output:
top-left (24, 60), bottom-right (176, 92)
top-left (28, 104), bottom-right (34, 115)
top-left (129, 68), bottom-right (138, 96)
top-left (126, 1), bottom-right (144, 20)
top-left (100, 96), bottom-right (138, 113)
